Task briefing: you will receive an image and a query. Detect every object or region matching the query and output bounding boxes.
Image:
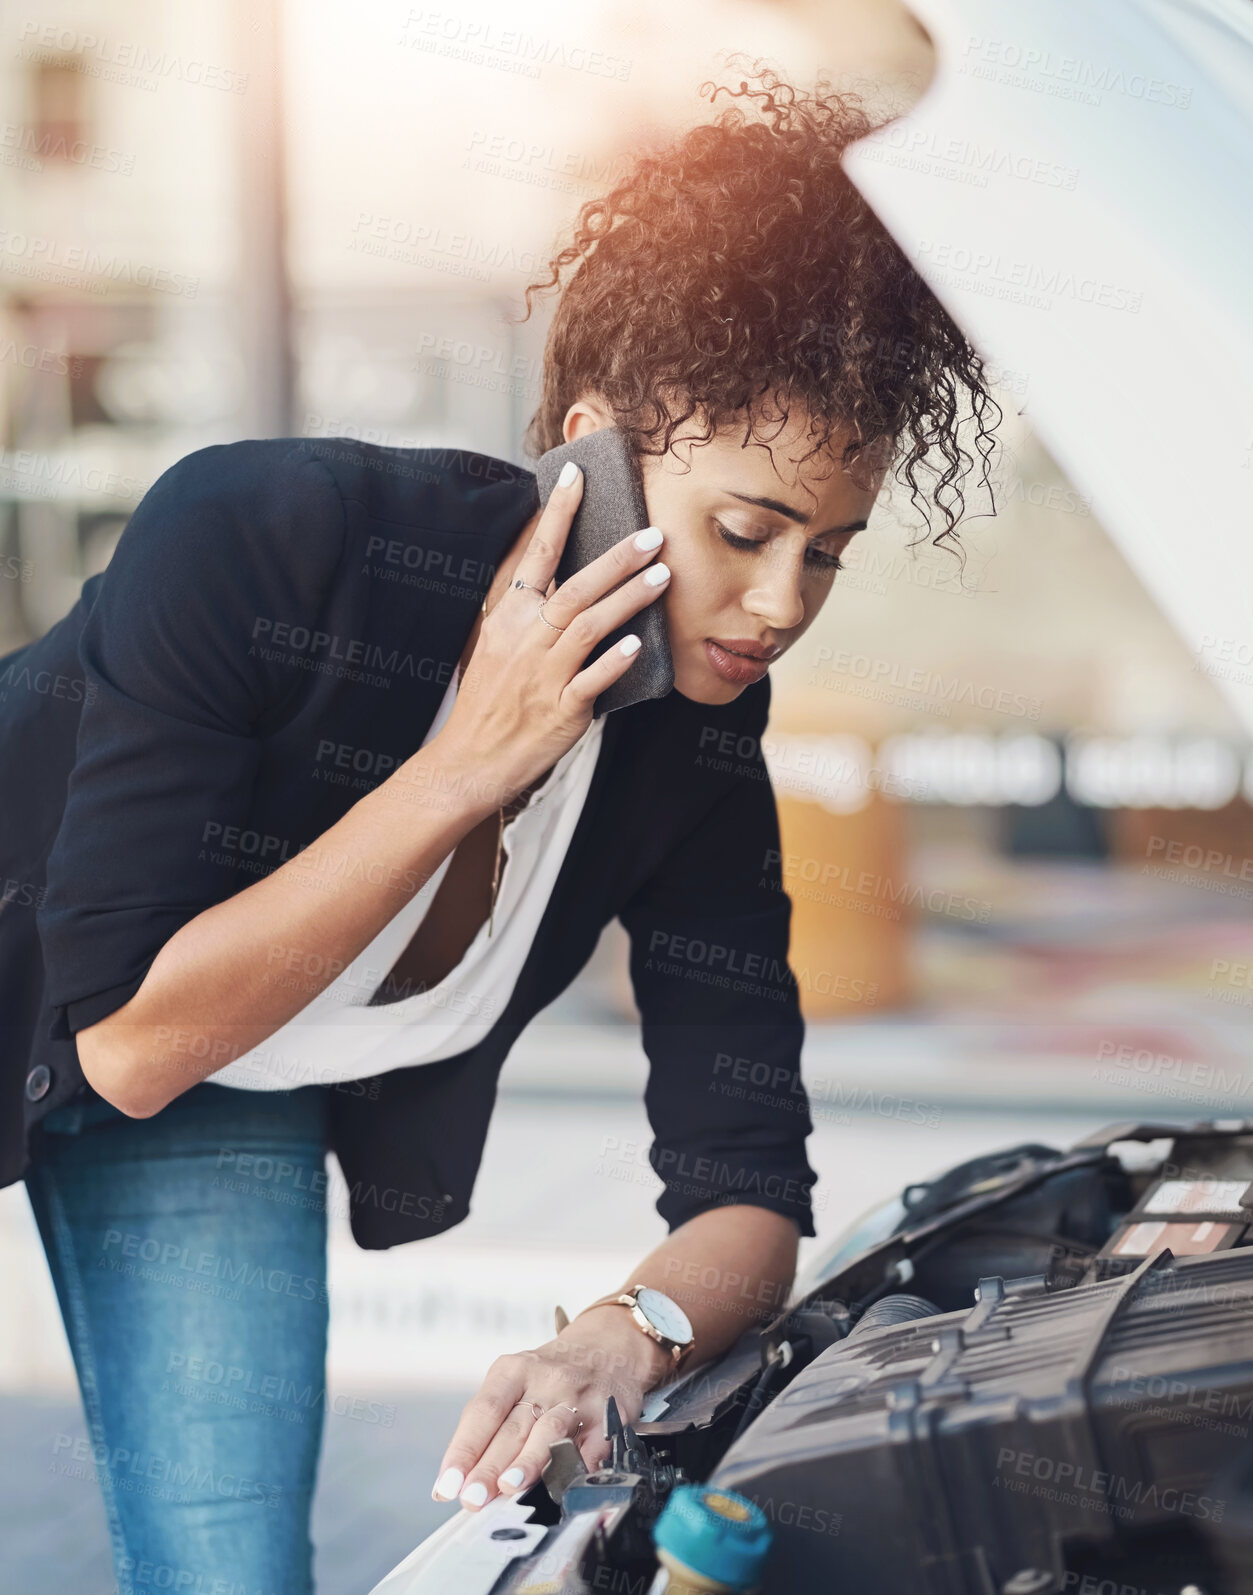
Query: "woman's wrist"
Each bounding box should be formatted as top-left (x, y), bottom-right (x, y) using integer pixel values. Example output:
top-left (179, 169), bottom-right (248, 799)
top-left (565, 1303), bottom-right (678, 1393)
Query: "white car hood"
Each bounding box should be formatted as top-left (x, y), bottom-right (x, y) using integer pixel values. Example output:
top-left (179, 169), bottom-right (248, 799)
top-left (843, 0), bottom-right (1253, 732)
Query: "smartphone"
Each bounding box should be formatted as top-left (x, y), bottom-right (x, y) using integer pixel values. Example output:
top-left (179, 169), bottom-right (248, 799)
top-left (534, 426), bottom-right (675, 718)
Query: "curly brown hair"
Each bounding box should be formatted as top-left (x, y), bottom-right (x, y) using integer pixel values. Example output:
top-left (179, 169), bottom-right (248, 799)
top-left (519, 61), bottom-right (1000, 543)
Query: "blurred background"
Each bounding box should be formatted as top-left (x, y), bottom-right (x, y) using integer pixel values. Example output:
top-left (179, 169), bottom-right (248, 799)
top-left (1, 0), bottom-right (1249, 1589)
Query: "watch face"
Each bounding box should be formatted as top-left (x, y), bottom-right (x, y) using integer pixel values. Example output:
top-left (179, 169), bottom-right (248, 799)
top-left (635, 1287), bottom-right (693, 1344)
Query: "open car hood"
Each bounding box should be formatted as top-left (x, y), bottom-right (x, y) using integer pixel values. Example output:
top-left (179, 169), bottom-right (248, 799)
top-left (843, 0), bottom-right (1253, 732)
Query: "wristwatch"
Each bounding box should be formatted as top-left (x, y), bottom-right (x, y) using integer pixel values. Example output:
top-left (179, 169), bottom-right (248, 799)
top-left (584, 1284), bottom-right (695, 1367)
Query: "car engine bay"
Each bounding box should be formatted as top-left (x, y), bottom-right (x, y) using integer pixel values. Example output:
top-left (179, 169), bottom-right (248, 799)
top-left (373, 1120), bottom-right (1253, 1595)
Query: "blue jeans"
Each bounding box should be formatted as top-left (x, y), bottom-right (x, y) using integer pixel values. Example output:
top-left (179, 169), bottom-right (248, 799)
top-left (25, 1081), bottom-right (331, 1595)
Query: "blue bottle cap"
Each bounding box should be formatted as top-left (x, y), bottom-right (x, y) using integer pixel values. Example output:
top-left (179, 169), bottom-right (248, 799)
top-left (653, 1484), bottom-right (772, 1589)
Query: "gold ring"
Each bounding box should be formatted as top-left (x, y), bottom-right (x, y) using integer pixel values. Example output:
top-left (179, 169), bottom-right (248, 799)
top-left (537, 597), bottom-right (566, 631)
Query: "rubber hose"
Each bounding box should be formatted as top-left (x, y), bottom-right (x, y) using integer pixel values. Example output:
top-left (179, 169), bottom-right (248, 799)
top-left (849, 1294), bottom-right (942, 1336)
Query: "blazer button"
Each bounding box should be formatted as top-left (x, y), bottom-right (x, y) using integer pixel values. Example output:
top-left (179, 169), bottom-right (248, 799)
top-left (25, 1064), bottom-right (52, 1102)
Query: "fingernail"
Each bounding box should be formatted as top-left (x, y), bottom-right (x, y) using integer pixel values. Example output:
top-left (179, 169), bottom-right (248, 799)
top-left (500, 1467), bottom-right (525, 1489)
top-left (460, 1481), bottom-right (489, 1507)
top-left (633, 526), bottom-right (663, 552)
top-left (642, 562), bottom-right (670, 587)
top-left (557, 460), bottom-right (580, 488)
top-left (619, 634), bottom-right (641, 656)
top-left (432, 1467), bottom-right (464, 1501)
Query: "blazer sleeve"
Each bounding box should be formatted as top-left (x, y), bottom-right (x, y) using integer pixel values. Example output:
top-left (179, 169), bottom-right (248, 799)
top-left (36, 439), bottom-right (347, 1039)
top-left (617, 679), bottom-right (819, 1239)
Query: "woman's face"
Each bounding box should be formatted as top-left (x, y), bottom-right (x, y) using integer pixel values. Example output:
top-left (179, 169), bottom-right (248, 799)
top-left (564, 400), bottom-right (888, 704)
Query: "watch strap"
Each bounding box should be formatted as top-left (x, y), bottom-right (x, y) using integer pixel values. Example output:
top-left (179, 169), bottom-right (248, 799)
top-left (578, 1285), bottom-right (693, 1364)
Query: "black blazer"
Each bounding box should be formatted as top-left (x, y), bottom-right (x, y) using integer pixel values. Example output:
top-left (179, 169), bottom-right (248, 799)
top-left (0, 437), bottom-right (817, 1249)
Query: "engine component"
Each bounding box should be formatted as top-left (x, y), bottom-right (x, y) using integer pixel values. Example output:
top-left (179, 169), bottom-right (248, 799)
top-left (1090, 1168), bottom-right (1253, 1281)
top-left (652, 1485), bottom-right (772, 1593)
top-left (710, 1250), bottom-right (1253, 1594)
top-left (848, 1293), bottom-right (941, 1335)
top-left (541, 1438), bottom-right (588, 1507)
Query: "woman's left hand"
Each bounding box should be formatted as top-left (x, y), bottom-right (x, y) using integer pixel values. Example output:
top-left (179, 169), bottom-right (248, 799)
top-left (431, 1304), bottom-right (675, 1510)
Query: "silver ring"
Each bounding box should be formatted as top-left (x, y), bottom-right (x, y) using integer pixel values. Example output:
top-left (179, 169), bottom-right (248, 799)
top-left (513, 1400), bottom-right (543, 1420)
top-left (546, 1402), bottom-right (583, 1432)
top-left (512, 578), bottom-right (547, 597)
top-left (536, 597), bottom-right (566, 632)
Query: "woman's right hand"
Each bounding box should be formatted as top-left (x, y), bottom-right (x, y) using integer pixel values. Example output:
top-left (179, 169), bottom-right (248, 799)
top-left (431, 460), bottom-right (670, 810)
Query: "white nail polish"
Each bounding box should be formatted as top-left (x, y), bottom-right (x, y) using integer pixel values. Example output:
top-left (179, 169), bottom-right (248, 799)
top-left (634, 526), bottom-right (663, 552)
top-left (460, 1481), bottom-right (489, 1507)
top-left (500, 1467), bottom-right (525, 1489)
top-left (557, 460), bottom-right (580, 488)
top-left (619, 634), bottom-right (641, 656)
top-left (643, 562), bottom-right (670, 586)
top-left (432, 1467), bottom-right (464, 1500)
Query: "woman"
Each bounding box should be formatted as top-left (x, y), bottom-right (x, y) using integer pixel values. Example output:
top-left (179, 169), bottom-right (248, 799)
top-left (0, 69), bottom-right (996, 1592)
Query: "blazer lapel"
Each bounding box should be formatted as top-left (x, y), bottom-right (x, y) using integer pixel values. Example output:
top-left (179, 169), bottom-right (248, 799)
top-left (354, 491), bottom-right (536, 759)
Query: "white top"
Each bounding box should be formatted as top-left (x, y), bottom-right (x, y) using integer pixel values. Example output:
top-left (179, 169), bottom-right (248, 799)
top-left (208, 673), bottom-right (605, 1091)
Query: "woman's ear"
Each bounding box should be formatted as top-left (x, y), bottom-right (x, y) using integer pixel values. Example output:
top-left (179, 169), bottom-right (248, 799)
top-left (561, 394), bottom-right (615, 443)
